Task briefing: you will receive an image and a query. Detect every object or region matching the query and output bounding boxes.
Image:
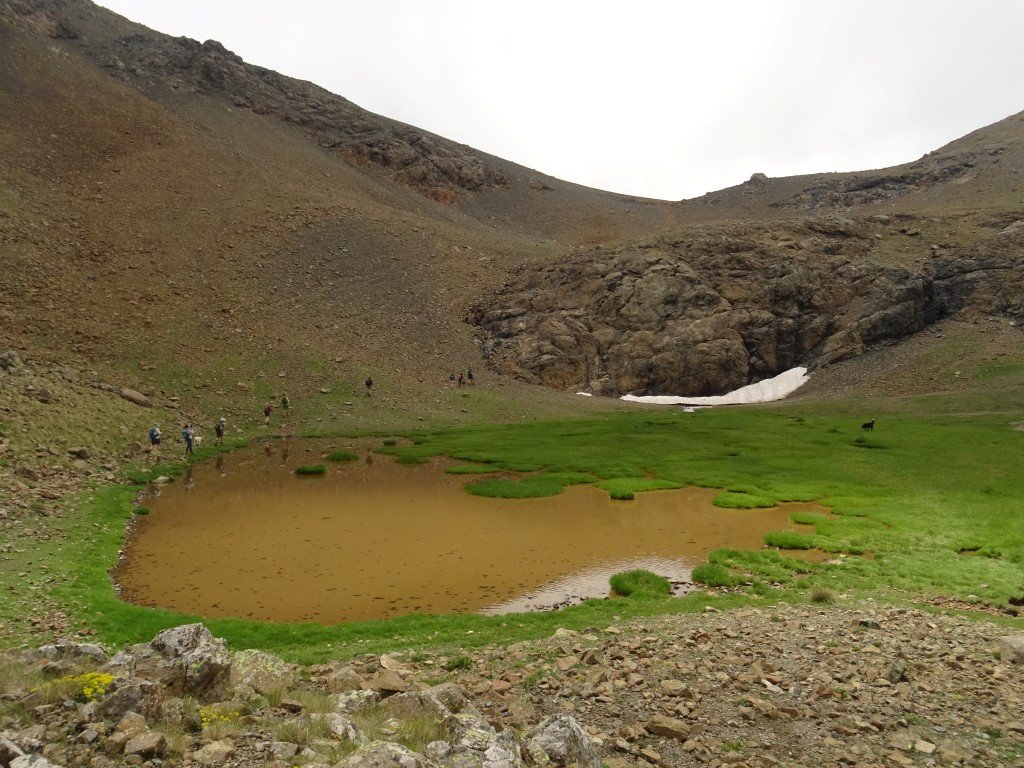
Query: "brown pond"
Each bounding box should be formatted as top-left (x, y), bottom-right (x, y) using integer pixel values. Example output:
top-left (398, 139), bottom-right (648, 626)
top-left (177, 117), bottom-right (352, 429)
top-left (114, 441), bottom-right (824, 624)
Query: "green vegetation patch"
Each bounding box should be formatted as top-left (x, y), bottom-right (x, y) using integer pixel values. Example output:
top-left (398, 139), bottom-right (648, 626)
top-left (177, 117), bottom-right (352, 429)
top-left (691, 563), bottom-right (741, 587)
top-left (598, 477), bottom-right (682, 501)
top-left (789, 511), bottom-right (830, 526)
top-left (444, 464), bottom-right (500, 475)
top-left (610, 569), bottom-right (671, 597)
top-left (713, 491), bottom-right (777, 509)
top-left (464, 471), bottom-right (596, 498)
top-left (295, 465), bottom-right (327, 476)
top-left (764, 531), bottom-right (816, 549)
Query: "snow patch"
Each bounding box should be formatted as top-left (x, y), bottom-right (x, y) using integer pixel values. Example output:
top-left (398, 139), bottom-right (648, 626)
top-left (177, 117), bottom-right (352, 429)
top-left (621, 367), bottom-right (810, 406)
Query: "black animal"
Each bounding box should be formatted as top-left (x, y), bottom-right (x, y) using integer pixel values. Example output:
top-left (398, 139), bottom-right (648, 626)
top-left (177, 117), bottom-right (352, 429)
top-left (861, 419), bottom-right (876, 431)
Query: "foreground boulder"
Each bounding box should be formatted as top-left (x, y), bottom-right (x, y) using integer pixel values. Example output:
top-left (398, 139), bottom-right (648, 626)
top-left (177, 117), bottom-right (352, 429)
top-left (338, 741), bottom-right (436, 768)
top-left (228, 648), bottom-right (294, 694)
top-left (126, 623), bottom-right (230, 700)
top-left (524, 715), bottom-right (601, 768)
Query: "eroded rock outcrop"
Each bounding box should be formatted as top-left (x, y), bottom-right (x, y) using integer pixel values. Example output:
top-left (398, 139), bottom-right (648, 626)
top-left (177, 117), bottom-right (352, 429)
top-left (473, 219), bottom-right (1024, 396)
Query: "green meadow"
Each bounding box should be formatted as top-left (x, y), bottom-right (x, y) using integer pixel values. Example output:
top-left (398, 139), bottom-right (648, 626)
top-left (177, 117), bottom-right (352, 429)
top-left (2, 398), bottom-right (1023, 662)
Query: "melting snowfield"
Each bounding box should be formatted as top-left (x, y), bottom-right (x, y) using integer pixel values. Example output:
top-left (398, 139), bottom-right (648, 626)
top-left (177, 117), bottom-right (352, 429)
top-left (619, 366), bottom-right (810, 406)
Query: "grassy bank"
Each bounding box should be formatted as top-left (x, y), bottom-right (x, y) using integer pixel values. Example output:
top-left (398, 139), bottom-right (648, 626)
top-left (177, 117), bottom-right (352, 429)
top-left (2, 397), bottom-right (1023, 662)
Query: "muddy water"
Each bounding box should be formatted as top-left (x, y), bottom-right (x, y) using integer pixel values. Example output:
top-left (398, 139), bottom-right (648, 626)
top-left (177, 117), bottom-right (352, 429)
top-left (115, 442), bottom-right (822, 624)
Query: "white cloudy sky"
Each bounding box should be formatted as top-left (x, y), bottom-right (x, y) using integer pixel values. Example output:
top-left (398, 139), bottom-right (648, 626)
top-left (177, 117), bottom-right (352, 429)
top-left (98, 1), bottom-right (1024, 200)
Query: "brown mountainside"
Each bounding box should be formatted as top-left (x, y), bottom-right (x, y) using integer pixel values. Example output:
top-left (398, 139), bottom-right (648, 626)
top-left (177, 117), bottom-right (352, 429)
top-left (1, 0), bottom-right (1023, 406)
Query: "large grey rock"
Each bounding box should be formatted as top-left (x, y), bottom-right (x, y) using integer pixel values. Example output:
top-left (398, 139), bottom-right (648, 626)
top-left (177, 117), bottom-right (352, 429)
top-left (123, 731), bottom-right (166, 758)
top-left (148, 624), bottom-right (230, 699)
top-left (95, 679), bottom-right (163, 721)
top-left (0, 350), bottom-right (24, 374)
top-left (38, 640), bottom-right (107, 665)
top-left (337, 741), bottom-right (436, 768)
top-left (10, 757), bottom-right (62, 768)
top-left (445, 713), bottom-right (497, 753)
top-left (996, 635), bottom-right (1024, 664)
top-left (193, 739), bottom-right (235, 765)
top-left (482, 731), bottom-right (527, 768)
top-left (380, 691), bottom-right (452, 721)
top-left (524, 715), bottom-right (601, 768)
top-left (1, 737), bottom-right (25, 766)
top-left (333, 689), bottom-right (380, 714)
top-left (119, 388), bottom-right (152, 407)
top-left (229, 648), bottom-right (293, 694)
top-left (312, 713), bottom-right (368, 744)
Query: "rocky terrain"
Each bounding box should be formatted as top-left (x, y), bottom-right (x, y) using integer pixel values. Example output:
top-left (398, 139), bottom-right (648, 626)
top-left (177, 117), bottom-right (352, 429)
top-left (472, 217), bottom-right (1024, 396)
top-left (2, 607), bottom-right (1023, 768)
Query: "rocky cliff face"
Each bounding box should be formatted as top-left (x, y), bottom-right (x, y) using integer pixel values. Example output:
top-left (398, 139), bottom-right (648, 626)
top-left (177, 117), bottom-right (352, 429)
top-left (472, 218), bottom-right (1024, 396)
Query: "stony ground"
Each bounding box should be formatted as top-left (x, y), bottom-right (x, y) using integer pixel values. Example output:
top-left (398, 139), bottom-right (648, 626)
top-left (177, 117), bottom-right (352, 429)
top-left (2, 606), bottom-right (1023, 768)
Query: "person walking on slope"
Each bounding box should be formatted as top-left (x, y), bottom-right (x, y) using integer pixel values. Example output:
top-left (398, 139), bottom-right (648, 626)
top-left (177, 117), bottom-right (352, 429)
top-left (365, 377), bottom-right (374, 397)
top-left (148, 425), bottom-right (162, 447)
top-left (182, 423), bottom-right (194, 455)
top-left (215, 417), bottom-right (226, 445)
top-left (457, 372), bottom-right (465, 387)
top-left (263, 403), bottom-right (273, 424)
top-left (467, 368), bottom-right (474, 385)
top-left (281, 393), bottom-right (290, 411)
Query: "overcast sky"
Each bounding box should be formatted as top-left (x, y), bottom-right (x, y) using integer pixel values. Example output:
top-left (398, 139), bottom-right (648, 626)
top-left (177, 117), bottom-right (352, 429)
top-left (98, 1), bottom-right (1024, 201)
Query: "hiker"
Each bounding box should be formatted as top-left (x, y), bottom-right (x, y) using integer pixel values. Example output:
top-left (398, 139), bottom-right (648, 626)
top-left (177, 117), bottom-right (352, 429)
top-left (148, 425), bottom-right (161, 447)
top-left (365, 376), bottom-right (373, 397)
top-left (263, 403), bottom-right (273, 424)
top-left (467, 368), bottom-right (474, 385)
top-left (448, 372), bottom-right (456, 387)
top-left (182, 423), bottom-right (194, 455)
top-left (281, 393), bottom-right (290, 411)
top-left (457, 372), bottom-right (465, 387)
top-left (214, 417), bottom-right (226, 445)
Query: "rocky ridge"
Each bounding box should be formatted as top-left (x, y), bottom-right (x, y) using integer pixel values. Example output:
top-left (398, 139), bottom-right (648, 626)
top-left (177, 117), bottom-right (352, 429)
top-left (2, 608), bottom-right (1023, 767)
top-left (472, 217), bottom-right (1024, 396)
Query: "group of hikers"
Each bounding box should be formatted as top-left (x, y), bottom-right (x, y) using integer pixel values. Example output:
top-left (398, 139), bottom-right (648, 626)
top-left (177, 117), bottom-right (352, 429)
top-left (148, 417), bottom-right (228, 455)
top-left (449, 368), bottom-right (474, 387)
top-left (147, 369), bottom-right (475, 455)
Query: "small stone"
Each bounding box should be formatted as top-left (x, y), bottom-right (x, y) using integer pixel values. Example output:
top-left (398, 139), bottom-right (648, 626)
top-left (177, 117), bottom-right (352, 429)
top-left (123, 731), bottom-right (166, 758)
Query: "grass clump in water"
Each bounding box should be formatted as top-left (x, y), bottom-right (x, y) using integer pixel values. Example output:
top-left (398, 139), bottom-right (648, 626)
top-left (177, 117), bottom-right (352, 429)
top-left (764, 530), bottom-right (815, 549)
top-left (444, 464), bottom-right (499, 475)
top-left (610, 569), bottom-right (671, 597)
top-left (326, 450), bottom-right (358, 462)
top-left (691, 563), bottom-right (740, 587)
top-left (465, 471), bottom-right (595, 498)
top-left (294, 465), bottom-right (326, 476)
top-left (598, 477), bottom-right (682, 501)
top-left (713, 491), bottom-right (776, 509)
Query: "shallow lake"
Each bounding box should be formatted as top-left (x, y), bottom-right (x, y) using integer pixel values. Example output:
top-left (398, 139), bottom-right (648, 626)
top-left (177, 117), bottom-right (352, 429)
top-left (114, 441), bottom-right (822, 624)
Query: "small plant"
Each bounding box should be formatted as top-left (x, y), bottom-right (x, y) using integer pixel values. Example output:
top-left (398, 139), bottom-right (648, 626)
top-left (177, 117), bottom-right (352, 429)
top-left (691, 563), bottom-right (739, 587)
top-left (810, 586), bottom-right (835, 604)
top-left (33, 672), bottom-right (115, 703)
top-left (200, 706), bottom-right (241, 739)
top-left (444, 655), bottom-right (473, 672)
top-left (609, 489), bottom-right (635, 500)
top-left (722, 740), bottom-right (744, 752)
top-left (609, 569), bottom-right (671, 597)
top-left (382, 439), bottom-right (397, 446)
top-left (133, 505), bottom-right (151, 515)
top-left (326, 450), bottom-right (358, 462)
top-left (712, 491), bottom-right (776, 509)
top-left (295, 464), bottom-right (327, 475)
top-left (274, 716), bottom-right (331, 747)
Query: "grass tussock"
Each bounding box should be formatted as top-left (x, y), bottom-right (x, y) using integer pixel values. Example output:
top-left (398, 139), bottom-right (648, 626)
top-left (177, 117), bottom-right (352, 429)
top-left (691, 563), bottom-right (740, 587)
top-left (764, 531), bottom-right (815, 550)
top-left (810, 586), bottom-right (836, 604)
top-left (610, 569), bottom-right (671, 597)
top-left (274, 716), bottom-right (332, 747)
top-left (295, 464), bottom-right (327, 476)
top-left (712, 491), bottom-right (776, 509)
